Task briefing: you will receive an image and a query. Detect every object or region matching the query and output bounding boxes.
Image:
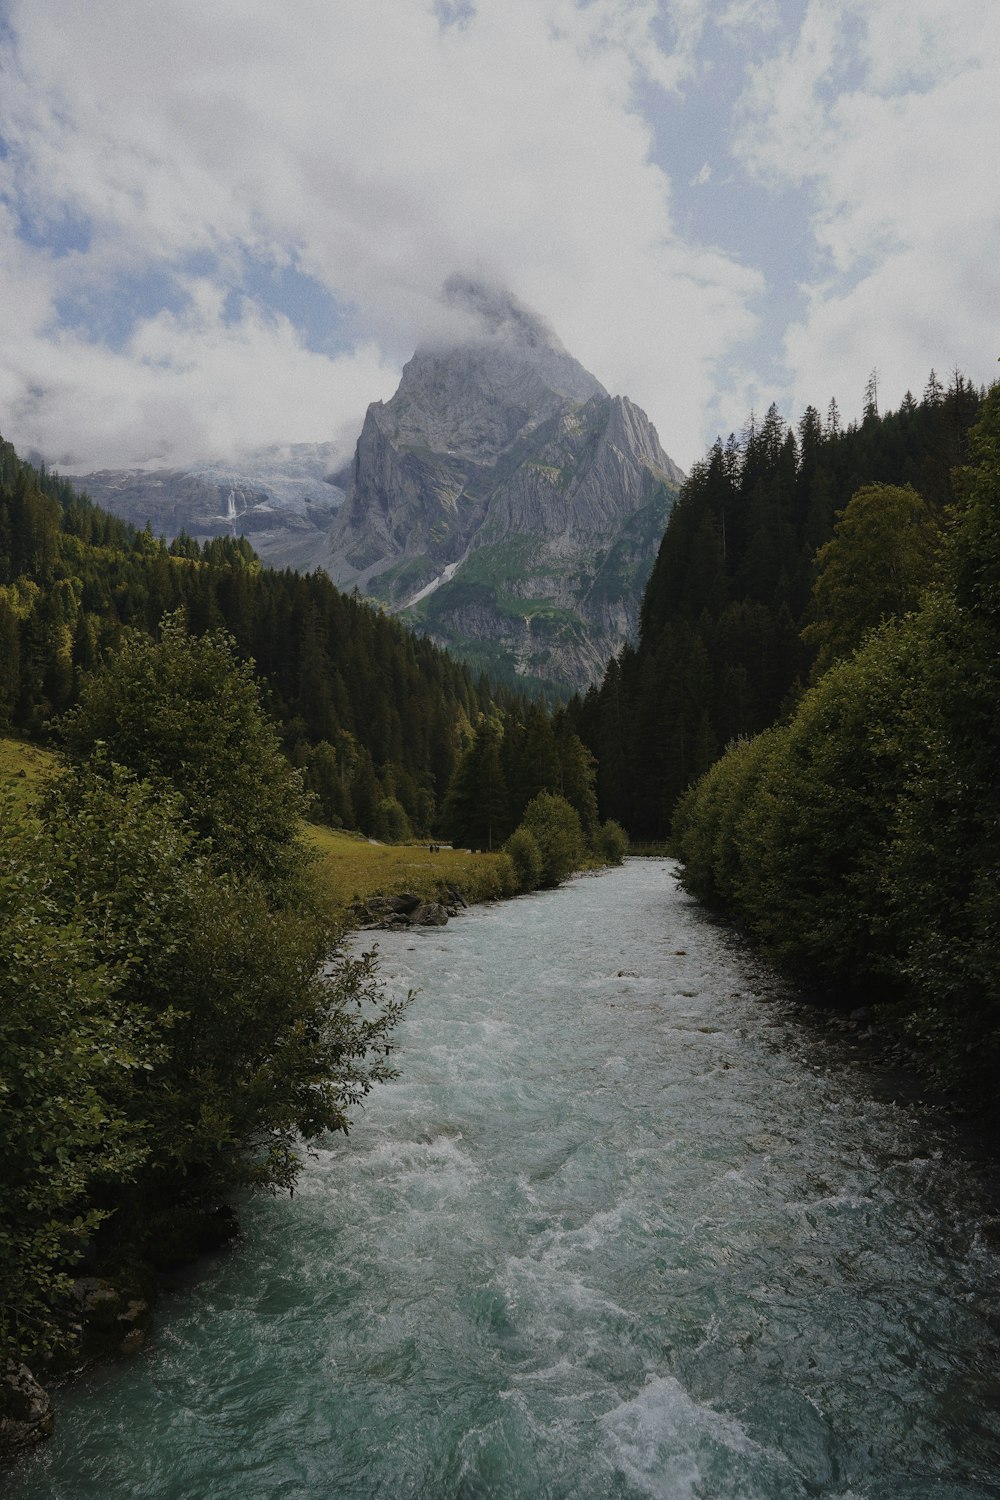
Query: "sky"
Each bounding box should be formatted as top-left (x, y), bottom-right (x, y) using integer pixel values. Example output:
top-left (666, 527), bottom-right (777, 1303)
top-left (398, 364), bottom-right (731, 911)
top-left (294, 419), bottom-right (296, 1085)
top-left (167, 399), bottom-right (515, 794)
top-left (0, 0), bottom-right (997, 476)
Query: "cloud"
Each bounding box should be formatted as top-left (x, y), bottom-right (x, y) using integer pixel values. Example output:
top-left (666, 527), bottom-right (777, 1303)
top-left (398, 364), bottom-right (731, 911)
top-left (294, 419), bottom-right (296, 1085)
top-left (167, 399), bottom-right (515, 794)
top-left (734, 0), bottom-right (1000, 417)
top-left (2, 265), bottom-right (396, 471)
top-left (0, 0), bottom-right (761, 471)
top-left (717, 0), bottom-right (781, 34)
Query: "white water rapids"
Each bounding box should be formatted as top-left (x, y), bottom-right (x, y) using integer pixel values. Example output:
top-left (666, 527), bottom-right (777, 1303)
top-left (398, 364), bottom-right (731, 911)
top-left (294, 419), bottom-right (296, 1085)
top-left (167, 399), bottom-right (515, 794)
top-left (11, 859), bottom-right (1000, 1498)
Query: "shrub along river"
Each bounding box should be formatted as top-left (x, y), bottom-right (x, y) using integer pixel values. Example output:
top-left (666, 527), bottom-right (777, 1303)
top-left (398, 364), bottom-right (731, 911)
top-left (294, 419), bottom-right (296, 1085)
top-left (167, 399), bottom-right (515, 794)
top-left (10, 859), bottom-right (1000, 1499)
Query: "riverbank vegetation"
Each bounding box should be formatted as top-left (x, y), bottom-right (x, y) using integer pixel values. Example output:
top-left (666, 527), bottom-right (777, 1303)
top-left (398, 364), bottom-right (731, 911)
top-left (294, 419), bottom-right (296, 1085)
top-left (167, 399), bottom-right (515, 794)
top-left (307, 824), bottom-right (517, 916)
top-left (0, 613), bottom-right (615, 1415)
top-left (0, 621), bottom-right (406, 1422)
top-left (670, 385), bottom-right (1000, 1112)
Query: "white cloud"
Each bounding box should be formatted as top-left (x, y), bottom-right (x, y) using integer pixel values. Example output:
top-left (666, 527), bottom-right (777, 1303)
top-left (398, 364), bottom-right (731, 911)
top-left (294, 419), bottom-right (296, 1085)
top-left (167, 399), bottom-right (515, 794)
top-left (717, 0), bottom-right (781, 35)
top-left (6, 0), bottom-right (987, 476)
top-left (734, 0), bottom-right (1000, 418)
top-left (5, 273), bottom-right (397, 471)
top-left (0, 0), bottom-right (762, 471)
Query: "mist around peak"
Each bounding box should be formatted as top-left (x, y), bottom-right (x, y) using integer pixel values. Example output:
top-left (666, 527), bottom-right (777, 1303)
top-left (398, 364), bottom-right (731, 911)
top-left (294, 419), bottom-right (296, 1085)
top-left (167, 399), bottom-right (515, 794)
top-left (440, 274), bottom-right (564, 354)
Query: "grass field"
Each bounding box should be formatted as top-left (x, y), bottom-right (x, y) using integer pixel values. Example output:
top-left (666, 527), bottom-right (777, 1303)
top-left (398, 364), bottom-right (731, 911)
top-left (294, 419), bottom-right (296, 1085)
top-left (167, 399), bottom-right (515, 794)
top-left (0, 734), bottom-right (518, 922)
top-left (306, 823), bottom-right (517, 921)
top-left (0, 734), bottom-right (60, 807)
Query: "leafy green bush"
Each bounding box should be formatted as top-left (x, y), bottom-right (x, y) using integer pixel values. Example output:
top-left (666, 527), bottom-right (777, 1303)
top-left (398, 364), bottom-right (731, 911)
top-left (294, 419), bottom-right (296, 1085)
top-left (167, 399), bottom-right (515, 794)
top-left (505, 824), bottom-right (543, 892)
top-left (60, 610), bottom-right (309, 897)
top-left (1, 621), bottom-right (407, 1371)
top-left (0, 789), bottom-right (151, 1363)
top-left (376, 796), bottom-right (412, 843)
top-left (802, 482), bottom-right (941, 675)
top-left (735, 637), bottom-right (913, 984)
top-left (520, 791), bottom-right (585, 887)
top-left (596, 818), bottom-right (629, 865)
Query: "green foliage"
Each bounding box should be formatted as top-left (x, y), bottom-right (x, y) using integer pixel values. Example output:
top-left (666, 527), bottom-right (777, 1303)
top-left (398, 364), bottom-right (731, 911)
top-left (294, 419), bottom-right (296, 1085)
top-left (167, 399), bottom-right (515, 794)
top-left (673, 381), bottom-right (1000, 1108)
top-left (0, 429), bottom-right (515, 839)
top-left (596, 818), bottom-right (629, 866)
top-left (61, 612), bottom-right (308, 894)
top-left (0, 620), bottom-right (406, 1370)
top-left (576, 374), bottom-right (984, 836)
top-left (736, 639), bottom-right (913, 984)
top-left (375, 796), bottom-right (412, 843)
top-left (802, 482), bottom-right (941, 674)
top-left (672, 730), bottom-right (779, 908)
top-left (0, 791), bottom-right (151, 1362)
top-left (881, 393), bottom-right (1000, 1086)
top-left (442, 716), bottom-right (509, 850)
top-left (520, 791), bottom-right (585, 887)
top-left (442, 706), bottom-right (599, 856)
top-left (504, 824), bottom-right (543, 892)
top-left (953, 386), bottom-right (1000, 621)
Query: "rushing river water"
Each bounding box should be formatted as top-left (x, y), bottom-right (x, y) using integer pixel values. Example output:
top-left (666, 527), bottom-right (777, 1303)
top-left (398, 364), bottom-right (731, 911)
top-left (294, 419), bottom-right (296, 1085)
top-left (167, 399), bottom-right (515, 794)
top-left (11, 859), bottom-right (1000, 1499)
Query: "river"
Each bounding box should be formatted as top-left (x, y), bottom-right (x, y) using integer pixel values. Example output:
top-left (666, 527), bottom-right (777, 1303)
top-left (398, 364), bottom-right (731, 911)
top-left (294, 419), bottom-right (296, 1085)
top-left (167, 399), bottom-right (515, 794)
top-left (10, 859), bottom-right (1000, 1498)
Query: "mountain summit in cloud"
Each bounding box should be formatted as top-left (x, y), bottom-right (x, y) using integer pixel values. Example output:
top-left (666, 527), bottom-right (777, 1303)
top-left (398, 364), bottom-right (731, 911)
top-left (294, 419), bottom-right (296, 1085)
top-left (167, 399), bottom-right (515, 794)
top-left (327, 278), bottom-right (683, 691)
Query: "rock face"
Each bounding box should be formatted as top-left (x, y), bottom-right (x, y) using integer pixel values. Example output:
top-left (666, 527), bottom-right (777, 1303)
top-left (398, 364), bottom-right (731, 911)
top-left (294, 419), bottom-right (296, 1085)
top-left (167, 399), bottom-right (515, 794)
top-left (63, 443), bottom-right (347, 571)
top-left (327, 277), bottom-right (684, 691)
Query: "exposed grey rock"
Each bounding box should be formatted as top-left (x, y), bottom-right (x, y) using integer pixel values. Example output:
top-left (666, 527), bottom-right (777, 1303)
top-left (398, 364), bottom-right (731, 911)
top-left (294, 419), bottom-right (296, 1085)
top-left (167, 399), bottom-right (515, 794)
top-left (0, 1362), bottom-right (53, 1452)
top-left (50, 277), bottom-right (684, 691)
top-left (409, 902), bottom-right (449, 926)
top-left (326, 278), bottom-right (683, 690)
top-left (386, 892), bottom-right (422, 914)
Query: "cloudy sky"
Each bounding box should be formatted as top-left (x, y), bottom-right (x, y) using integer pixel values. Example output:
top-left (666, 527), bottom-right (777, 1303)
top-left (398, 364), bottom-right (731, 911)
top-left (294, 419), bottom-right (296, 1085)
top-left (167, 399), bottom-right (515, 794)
top-left (0, 0), bottom-right (997, 474)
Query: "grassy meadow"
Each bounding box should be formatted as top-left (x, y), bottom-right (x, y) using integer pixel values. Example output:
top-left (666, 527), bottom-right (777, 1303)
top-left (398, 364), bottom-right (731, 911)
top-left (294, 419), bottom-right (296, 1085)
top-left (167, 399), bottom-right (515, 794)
top-left (0, 734), bottom-right (60, 808)
top-left (0, 735), bottom-right (516, 922)
top-left (306, 823), bottom-right (517, 921)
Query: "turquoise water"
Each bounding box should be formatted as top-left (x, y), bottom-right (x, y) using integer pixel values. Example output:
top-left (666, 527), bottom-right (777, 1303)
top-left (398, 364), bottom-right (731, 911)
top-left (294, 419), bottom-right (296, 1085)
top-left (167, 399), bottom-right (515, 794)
top-left (11, 860), bottom-right (1000, 1498)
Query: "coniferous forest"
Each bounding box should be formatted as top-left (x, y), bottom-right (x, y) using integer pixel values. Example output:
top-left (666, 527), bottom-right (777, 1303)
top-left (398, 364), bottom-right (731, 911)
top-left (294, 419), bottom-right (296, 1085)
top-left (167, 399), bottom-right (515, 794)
top-left (575, 364), bottom-right (996, 1116)
top-left (571, 370), bottom-right (984, 837)
top-left (0, 435), bottom-right (513, 840)
top-left (669, 379), bottom-right (1000, 1110)
top-left (0, 435), bottom-right (612, 849)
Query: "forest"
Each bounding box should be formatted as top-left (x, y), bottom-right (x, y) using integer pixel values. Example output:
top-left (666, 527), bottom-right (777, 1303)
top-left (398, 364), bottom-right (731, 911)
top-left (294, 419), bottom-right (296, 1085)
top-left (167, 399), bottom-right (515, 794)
top-left (587, 366), bottom-right (1000, 1116)
top-left (0, 436), bottom-right (611, 850)
top-left (571, 370), bottom-right (984, 837)
top-left (643, 374), bottom-right (999, 1113)
top-left (0, 438), bottom-right (484, 840)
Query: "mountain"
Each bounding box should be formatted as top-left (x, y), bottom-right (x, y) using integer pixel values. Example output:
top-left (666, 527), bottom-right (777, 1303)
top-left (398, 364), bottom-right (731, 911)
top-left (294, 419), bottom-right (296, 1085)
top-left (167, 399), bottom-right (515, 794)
top-left (327, 277), bottom-right (684, 690)
top-left (60, 443), bottom-right (346, 570)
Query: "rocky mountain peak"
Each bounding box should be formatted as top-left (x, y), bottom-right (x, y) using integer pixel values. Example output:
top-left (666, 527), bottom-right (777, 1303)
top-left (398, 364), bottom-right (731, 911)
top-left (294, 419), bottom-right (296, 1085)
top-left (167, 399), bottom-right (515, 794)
top-left (379, 278), bottom-right (607, 464)
top-left (327, 281), bottom-right (684, 691)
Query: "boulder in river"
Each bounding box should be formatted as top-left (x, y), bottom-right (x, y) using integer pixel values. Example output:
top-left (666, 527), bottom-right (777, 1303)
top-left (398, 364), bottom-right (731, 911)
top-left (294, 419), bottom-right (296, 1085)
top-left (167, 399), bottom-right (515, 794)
top-left (0, 1362), bottom-right (53, 1452)
top-left (410, 902), bottom-right (449, 927)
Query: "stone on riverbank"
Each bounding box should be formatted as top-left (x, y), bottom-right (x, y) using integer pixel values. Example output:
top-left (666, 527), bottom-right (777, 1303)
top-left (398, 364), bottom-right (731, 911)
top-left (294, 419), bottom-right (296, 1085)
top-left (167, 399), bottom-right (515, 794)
top-left (1, 1362), bottom-right (53, 1452)
top-left (355, 888), bottom-right (468, 928)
